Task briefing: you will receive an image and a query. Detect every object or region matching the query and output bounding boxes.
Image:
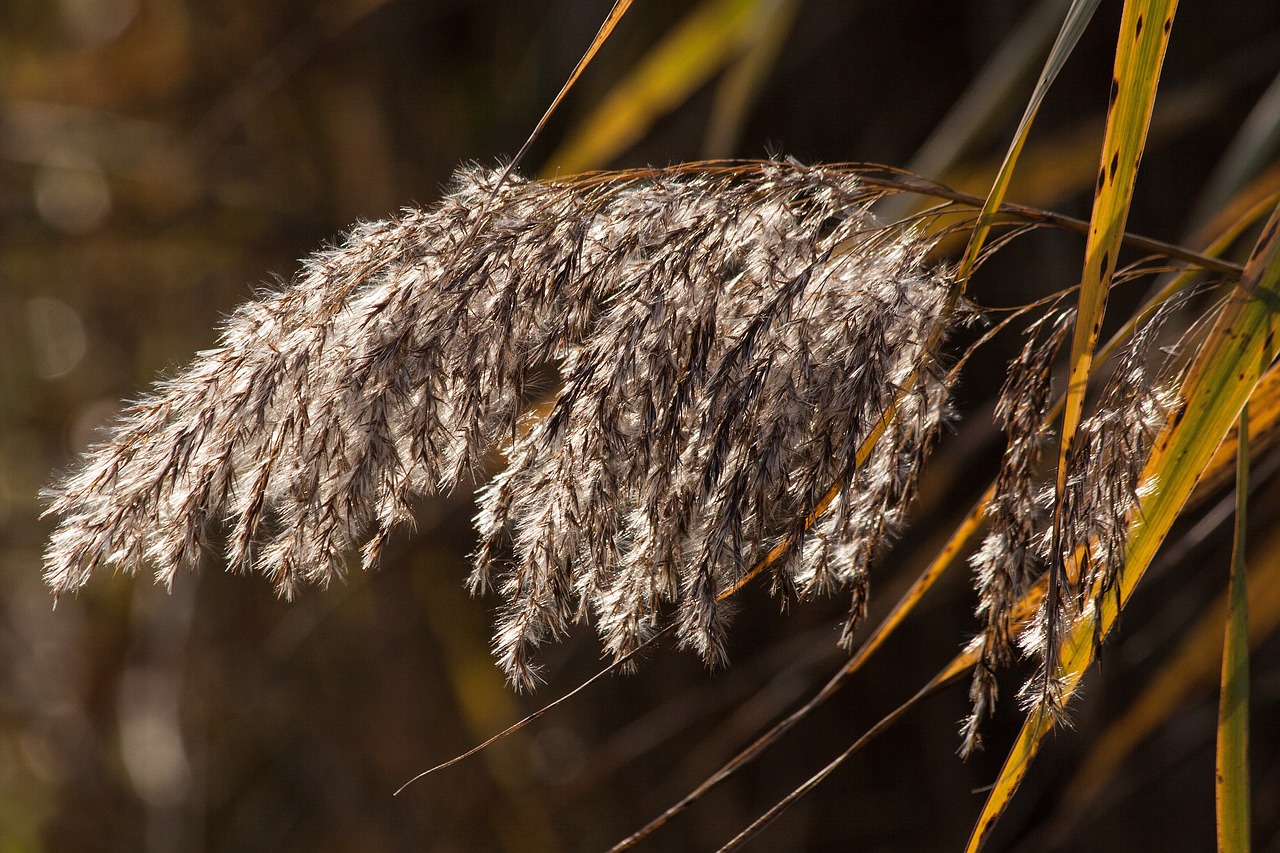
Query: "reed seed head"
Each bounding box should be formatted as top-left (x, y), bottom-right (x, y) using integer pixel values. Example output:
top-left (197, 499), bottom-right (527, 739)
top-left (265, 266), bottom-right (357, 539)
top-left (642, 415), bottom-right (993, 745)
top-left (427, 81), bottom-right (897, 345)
top-left (43, 162), bottom-right (957, 687)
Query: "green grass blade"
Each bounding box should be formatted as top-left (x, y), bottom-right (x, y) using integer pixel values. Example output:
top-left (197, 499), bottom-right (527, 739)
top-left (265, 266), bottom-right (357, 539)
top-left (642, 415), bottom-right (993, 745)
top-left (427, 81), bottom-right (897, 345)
top-left (1217, 405), bottom-right (1252, 852)
top-left (966, 201), bottom-right (1280, 853)
top-left (956, 0), bottom-right (1101, 283)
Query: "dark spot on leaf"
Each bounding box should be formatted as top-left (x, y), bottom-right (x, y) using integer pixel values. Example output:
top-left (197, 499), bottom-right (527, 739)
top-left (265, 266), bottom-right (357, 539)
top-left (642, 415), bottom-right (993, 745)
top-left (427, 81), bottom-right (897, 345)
top-left (1135, 15), bottom-right (1143, 38)
top-left (1109, 152), bottom-right (1119, 181)
top-left (1261, 216), bottom-right (1279, 247)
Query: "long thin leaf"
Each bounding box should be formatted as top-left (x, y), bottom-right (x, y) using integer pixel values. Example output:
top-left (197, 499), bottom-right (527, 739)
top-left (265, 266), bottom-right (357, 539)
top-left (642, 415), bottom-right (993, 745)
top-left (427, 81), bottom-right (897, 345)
top-left (967, 201), bottom-right (1280, 852)
top-left (1045, 0), bottom-right (1178, 710)
top-left (1217, 405), bottom-right (1252, 852)
top-left (956, 0), bottom-right (1102, 283)
top-left (908, 0), bottom-right (1074, 192)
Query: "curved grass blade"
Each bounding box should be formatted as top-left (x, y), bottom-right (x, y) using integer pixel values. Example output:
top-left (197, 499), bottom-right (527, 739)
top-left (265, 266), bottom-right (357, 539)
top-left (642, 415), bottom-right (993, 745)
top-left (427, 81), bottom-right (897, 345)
top-left (906, 0), bottom-right (1074, 193)
top-left (1201, 357), bottom-right (1280, 501)
top-left (956, 0), bottom-right (1102, 284)
top-left (966, 201), bottom-right (1280, 853)
top-left (542, 0), bottom-right (758, 174)
top-left (1044, 0), bottom-right (1178, 708)
top-left (1217, 405), bottom-right (1251, 852)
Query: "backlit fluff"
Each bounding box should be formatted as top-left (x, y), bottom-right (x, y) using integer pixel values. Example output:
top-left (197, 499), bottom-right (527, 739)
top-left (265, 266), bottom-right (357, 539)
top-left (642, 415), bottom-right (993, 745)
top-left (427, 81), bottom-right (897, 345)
top-left (43, 162), bottom-right (956, 687)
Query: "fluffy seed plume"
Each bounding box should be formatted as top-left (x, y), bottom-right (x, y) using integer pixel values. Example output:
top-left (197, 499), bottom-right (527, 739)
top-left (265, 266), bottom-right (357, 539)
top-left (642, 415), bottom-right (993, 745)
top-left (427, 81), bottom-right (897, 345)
top-left (961, 290), bottom-right (1187, 750)
top-left (43, 162), bottom-right (956, 686)
top-left (960, 308), bottom-right (1071, 755)
top-left (1018, 295), bottom-right (1185, 714)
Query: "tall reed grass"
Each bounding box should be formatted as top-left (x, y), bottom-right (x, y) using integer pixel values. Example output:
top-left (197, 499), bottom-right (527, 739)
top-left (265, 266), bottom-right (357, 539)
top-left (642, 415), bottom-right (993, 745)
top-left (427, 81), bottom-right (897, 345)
top-left (35, 0), bottom-right (1280, 849)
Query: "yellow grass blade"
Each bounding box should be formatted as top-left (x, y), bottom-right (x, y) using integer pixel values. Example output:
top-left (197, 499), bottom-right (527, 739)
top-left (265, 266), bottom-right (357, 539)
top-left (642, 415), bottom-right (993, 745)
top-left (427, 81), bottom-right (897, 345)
top-left (1042, 0), bottom-right (1177, 733)
top-left (946, 186), bottom-right (1276, 813)
top-left (967, 200), bottom-right (1280, 852)
top-left (542, 0), bottom-right (758, 174)
top-left (1217, 406), bottom-right (1252, 852)
top-left (1205, 354), bottom-right (1280, 491)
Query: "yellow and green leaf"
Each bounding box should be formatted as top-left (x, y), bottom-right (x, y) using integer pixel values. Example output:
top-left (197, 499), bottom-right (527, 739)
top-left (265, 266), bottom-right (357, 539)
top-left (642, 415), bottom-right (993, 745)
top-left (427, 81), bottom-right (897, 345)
top-left (1216, 406), bottom-right (1251, 851)
top-left (968, 200), bottom-right (1280, 851)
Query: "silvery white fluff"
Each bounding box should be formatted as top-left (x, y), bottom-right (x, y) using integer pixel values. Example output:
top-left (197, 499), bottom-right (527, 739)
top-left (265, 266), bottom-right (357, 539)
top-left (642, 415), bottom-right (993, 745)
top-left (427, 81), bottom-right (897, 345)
top-left (960, 295), bottom-right (1184, 751)
top-left (43, 162), bottom-right (956, 687)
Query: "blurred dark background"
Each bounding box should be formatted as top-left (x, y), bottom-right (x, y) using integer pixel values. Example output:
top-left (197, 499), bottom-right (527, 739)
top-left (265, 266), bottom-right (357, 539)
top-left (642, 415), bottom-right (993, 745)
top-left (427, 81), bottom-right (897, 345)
top-left (3, 1), bottom-right (1280, 851)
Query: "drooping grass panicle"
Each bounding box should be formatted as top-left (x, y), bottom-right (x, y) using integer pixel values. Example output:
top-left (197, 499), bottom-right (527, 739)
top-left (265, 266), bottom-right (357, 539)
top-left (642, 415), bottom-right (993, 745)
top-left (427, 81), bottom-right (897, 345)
top-left (43, 161), bottom-right (957, 688)
top-left (960, 307), bottom-right (1072, 755)
top-left (1017, 294), bottom-right (1187, 710)
top-left (471, 166), bottom-right (958, 684)
top-left (962, 288), bottom-right (1190, 748)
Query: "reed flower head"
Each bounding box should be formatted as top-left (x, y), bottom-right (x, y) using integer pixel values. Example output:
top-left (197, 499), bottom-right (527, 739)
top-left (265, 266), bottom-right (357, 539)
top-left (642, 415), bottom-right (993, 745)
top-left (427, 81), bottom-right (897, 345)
top-left (960, 294), bottom-right (1186, 751)
top-left (44, 162), bottom-right (956, 687)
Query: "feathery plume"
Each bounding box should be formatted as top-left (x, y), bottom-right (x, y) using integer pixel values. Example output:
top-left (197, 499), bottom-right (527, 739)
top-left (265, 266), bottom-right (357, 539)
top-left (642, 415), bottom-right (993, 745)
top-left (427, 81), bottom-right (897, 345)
top-left (43, 162), bottom-right (956, 687)
top-left (960, 308), bottom-right (1071, 755)
top-left (1018, 295), bottom-right (1185, 715)
top-left (962, 291), bottom-right (1187, 748)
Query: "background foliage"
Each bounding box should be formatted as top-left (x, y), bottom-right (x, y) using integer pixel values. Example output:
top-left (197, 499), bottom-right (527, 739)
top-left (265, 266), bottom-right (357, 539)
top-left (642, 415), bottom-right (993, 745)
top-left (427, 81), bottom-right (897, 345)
top-left (3, 0), bottom-right (1280, 850)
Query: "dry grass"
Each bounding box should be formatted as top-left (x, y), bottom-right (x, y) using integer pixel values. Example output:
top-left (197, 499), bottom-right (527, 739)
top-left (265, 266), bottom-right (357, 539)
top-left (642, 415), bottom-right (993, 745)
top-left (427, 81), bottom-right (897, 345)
top-left (11, 1), bottom-right (1280, 850)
